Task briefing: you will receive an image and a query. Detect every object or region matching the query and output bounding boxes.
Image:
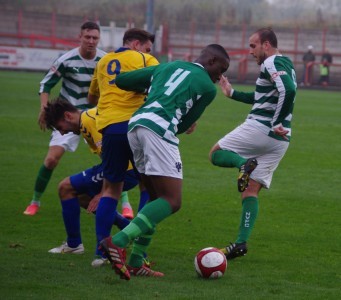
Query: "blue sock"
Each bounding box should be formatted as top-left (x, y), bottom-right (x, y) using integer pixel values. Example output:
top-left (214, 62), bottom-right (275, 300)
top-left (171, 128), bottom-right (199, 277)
top-left (95, 196), bottom-right (118, 256)
top-left (113, 212), bottom-right (130, 230)
top-left (61, 198), bottom-right (81, 248)
top-left (138, 190), bottom-right (149, 212)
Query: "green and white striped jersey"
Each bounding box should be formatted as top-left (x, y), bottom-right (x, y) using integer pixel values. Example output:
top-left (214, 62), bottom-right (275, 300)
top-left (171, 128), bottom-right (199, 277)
top-left (232, 55), bottom-right (297, 141)
top-left (39, 47), bottom-right (106, 109)
top-left (116, 61), bottom-right (217, 145)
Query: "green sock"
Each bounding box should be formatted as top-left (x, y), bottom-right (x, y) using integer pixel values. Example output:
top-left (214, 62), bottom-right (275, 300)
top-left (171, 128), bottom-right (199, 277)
top-left (32, 165), bottom-right (53, 202)
top-left (211, 150), bottom-right (247, 168)
top-left (236, 196), bottom-right (259, 244)
top-left (128, 228), bottom-right (155, 268)
top-left (120, 191), bottom-right (132, 208)
top-left (112, 197), bottom-right (172, 248)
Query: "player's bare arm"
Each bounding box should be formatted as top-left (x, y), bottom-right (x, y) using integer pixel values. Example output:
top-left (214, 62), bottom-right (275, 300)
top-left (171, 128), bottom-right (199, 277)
top-left (88, 93), bottom-right (99, 106)
top-left (38, 92), bottom-right (49, 131)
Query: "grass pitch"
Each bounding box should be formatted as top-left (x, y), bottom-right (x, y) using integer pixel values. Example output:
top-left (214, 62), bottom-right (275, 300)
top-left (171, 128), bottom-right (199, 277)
top-left (0, 70), bottom-right (340, 299)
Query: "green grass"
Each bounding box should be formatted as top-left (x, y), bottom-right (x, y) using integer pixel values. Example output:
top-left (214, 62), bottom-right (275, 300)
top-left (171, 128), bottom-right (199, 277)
top-left (0, 70), bottom-right (340, 299)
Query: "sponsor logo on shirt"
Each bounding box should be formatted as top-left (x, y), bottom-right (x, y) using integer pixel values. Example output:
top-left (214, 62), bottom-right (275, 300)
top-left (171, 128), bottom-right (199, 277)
top-left (271, 71), bottom-right (287, 80)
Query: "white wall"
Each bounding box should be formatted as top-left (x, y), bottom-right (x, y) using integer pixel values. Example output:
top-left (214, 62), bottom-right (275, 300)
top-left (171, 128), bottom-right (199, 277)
top-left (0, 46), bottom-right (66, 71)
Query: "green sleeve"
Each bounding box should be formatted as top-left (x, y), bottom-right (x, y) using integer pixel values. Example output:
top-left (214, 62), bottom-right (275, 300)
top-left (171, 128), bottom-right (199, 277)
top-left (231, 90), bottom-right (255, 104)
top-left (41, 63), bottom-right (65, 93)
top-left (272, 73), bottom-right (296, 127)
top-left (177, 90), bottom-right (216, 134)
top-left (115, 66), bottom-right (157, 93)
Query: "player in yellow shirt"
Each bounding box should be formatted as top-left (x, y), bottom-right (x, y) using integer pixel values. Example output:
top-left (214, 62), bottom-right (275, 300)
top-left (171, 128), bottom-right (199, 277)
top-left (88, 28), bottom-right (159, 274)
top-left (43, 98), bottom-right (143, 267)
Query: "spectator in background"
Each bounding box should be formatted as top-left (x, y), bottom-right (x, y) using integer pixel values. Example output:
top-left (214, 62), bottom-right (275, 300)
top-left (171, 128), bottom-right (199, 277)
top-left (319, 49), bottom-right (333, 86)
top-left (301, 45), bottom-right (315, 86)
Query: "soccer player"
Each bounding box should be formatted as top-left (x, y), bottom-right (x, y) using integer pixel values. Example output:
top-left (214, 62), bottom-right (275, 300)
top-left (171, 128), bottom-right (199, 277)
top-left (209, 27), bottom-right (297, 260)
top-left (89, 28), bottom-right (159, 267)
top-left (99, 44), bottom-right (230, 279)
top-left (42, 98), bottom-right (143, 267)
top-left (23, 21), bottom-right (106, 216)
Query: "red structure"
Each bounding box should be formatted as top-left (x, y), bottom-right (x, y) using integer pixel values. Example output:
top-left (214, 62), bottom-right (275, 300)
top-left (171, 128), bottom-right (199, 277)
top-left (0, 9), bottom-right (340, 87)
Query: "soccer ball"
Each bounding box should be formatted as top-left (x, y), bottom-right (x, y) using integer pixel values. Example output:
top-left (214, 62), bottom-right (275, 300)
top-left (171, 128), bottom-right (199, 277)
top-left (194, 247), bottom-right (227, 279)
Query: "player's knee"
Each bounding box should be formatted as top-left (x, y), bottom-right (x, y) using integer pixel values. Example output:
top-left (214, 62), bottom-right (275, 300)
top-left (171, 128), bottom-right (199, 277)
top-left (44, 156), bottom-right (60, 169)
top-left (241, 180), bottom-right (261, 198)
top-left (58, 178), bottom-right (74, 199)
top-left (209, 144), bottom-right (221, 164)
top-left (170, 197), bottom-right (182, 213)
top-left (208, 151), bottom-right (214, 163)
top-left (210, 150), bottom-right (220, 166)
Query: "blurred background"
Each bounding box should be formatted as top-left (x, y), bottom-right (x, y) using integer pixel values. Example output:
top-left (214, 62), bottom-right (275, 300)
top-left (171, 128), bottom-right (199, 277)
top-left (1, 0), bottom-right (340, 89)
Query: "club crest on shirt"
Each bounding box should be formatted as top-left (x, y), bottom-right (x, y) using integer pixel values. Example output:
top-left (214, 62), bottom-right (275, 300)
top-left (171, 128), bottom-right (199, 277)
top-left (51, 65), bottom-right (61, 76)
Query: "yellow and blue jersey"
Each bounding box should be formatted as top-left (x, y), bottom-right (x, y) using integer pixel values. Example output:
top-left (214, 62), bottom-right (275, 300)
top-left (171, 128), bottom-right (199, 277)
top-left (89, 47), bottom-right (159, 132)
top-left (80, 107), bottom-right (102, 155)
top-left (80, 107), bottom-right (133, 170)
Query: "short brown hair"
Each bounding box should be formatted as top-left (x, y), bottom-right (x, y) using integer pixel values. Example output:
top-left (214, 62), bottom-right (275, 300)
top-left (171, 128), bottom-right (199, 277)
top-left (255, 27), bottom-right (278, 48)
top-left (123, 28), bottom-right (155, 44)
top-left (81, 21), bottom-right (100, 32)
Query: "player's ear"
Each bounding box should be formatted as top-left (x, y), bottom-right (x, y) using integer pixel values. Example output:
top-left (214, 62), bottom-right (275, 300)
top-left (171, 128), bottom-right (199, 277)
top-left (263, 40), bottom-right (271, 50)
top-left (64, 111), bottom-right (72, 122)
top-left (131, 40), bottom-right (140, 51)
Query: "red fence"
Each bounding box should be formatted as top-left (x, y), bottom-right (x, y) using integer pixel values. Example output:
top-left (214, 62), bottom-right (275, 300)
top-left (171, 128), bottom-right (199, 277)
top-left (0, 9), bottom-right (340, 87)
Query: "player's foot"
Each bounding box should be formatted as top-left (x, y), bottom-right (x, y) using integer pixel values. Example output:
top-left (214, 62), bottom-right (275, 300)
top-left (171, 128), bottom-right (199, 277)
top-left (99, 237), bottom-right (130, 280)
top-left (220, 242), bottom-right (247, 260)
top-left (238, 158), bottom-right (258, 192)
top-left (122, 207), bottom-right (134, 219)
top-left (127, 264), bottom-right (164, 277)
top-left (91, 257), bottom-right (109, 268)
top-left (48, 242), bottom-right (84, 254)
top-left (23, 203), bottom-right (40, 216)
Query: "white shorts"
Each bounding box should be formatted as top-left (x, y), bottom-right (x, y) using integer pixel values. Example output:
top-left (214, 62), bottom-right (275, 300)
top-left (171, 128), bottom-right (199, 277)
top-left (128, 127), bottom-right (183, 179)
top-left (49, 130), bottom-right (80, 152)
top-left (218, 121), bottom-right (289, 189)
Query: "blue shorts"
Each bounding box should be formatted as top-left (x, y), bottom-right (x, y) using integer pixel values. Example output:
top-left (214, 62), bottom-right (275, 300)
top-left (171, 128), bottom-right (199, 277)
top-left (101, 129), bottom-right (134, 183)
top-left (70, 164), bottom-right (138, 197)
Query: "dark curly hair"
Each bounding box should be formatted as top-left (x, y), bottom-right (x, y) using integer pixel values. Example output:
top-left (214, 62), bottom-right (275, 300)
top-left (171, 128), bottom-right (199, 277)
top-left (44, 98), bottom-right (78, 130)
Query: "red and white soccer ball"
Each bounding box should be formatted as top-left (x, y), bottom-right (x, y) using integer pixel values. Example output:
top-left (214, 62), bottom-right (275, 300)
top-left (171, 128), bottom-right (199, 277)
top-left (194, 247), bottom-right (227, 279)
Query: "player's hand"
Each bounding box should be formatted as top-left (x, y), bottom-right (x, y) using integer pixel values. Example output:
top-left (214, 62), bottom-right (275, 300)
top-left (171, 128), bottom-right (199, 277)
top-left (185, 122), bottom-right (197, 134)
top-left (219, 75), bottom-right (233, 97)
top-left (87, 194), bottom-right (101, 213)
top-left (273, 125), bottom-right (289, 140)
top-left (38, 109), bottom-right (47, 131)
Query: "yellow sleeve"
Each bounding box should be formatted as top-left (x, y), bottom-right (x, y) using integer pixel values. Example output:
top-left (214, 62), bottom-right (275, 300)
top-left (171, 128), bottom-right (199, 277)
top-left (145, 54), bottom-right (159, 67)
top-left (80, 109), bottom-right (102, 155)
top-left (89, 67), bottom-right (100, 97)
